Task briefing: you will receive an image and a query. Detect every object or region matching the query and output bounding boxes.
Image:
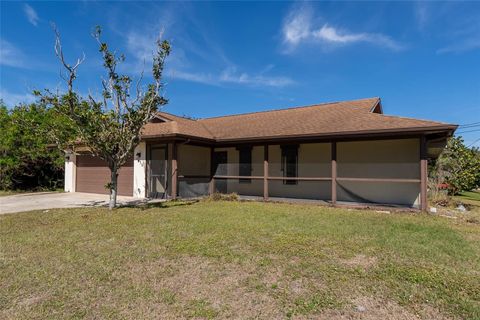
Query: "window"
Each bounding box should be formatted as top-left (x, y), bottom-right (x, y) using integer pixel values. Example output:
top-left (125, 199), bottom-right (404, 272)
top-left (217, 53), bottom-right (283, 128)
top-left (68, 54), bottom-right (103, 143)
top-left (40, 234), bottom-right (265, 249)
top-left (281, 145), bottom-right (298, 185)
top-left (238, 147), bottom-right (252, 183)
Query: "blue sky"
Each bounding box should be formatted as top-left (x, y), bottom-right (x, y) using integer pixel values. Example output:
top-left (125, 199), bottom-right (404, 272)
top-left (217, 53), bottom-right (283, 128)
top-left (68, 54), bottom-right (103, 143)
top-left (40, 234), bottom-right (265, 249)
top-left (1, 1), bottom-right (479, 146)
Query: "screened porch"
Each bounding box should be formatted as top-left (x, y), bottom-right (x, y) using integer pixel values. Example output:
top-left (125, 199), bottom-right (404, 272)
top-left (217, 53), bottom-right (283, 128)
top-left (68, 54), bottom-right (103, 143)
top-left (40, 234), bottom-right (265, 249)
top-left (167, 137), bottom-right (427, 209)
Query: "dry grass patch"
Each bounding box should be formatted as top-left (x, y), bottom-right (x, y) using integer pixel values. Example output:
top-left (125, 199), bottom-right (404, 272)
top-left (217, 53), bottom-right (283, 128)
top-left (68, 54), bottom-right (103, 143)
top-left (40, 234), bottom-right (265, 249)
top-left (125, 255), bottom-right (283, 319)
top-left (340, 254), bottom-right (378, 270)
top-left (309, 296), bottom-right (451, 320)
top-left (0, 201), bottom-right (479, 319)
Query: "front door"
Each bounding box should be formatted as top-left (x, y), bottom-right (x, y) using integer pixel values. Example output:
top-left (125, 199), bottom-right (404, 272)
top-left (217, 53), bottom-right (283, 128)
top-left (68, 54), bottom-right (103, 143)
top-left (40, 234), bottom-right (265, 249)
top-left (148, 145), bottom-right (168, 198)
top-left (213, 151), bottom-right (228, 194)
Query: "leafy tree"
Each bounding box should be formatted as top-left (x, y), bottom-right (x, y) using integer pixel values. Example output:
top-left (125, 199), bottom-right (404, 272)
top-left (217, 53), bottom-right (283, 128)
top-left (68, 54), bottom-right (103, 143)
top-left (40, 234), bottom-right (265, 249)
top-left (39, 26), bottom-right (170, 209)
top-left (432, 136), bottom-right (480, 195)
top-left (0, 101), bottom-right (74, 190)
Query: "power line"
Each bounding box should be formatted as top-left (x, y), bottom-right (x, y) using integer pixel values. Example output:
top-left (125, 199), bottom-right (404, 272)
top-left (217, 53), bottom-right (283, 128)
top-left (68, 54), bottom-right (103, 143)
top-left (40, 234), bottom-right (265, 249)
top-left (467, 137), bottom-right (480, 147)
top-left (459, 121), bottom-right (480, 127)
top-left (456, 129), bottom-right (480, 134)
top-left (459, 123), bottom-right (480, 129)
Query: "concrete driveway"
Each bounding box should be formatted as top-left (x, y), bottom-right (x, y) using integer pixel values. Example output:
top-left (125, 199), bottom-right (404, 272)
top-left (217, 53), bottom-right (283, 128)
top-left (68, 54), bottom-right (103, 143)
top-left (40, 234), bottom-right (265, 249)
top-left (0, 192), bottom-right (150, 215)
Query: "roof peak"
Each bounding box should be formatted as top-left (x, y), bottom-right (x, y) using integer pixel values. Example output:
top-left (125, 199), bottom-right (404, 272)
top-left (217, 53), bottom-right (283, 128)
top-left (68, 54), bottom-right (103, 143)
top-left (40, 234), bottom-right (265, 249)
top-left (156, 111), bottom-right (197, 121)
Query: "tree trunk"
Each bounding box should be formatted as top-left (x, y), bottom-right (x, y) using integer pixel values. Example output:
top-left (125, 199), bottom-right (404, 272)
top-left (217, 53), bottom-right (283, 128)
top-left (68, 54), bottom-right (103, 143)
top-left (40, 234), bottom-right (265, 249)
top-left (109, 168), bottom-right (118, 210)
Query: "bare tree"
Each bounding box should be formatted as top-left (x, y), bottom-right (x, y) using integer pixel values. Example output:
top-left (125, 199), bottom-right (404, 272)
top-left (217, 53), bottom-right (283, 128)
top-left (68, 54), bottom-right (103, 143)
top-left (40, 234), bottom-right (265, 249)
top-left (39, 25), bottom-right (170, 209)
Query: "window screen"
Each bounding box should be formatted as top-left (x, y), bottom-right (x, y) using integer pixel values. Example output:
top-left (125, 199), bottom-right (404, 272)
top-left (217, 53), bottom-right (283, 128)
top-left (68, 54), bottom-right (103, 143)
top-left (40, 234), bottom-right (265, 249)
top-left (238, 147), bottom-right (252, 183)
top-left (281, 145), bottom-right (298, 185)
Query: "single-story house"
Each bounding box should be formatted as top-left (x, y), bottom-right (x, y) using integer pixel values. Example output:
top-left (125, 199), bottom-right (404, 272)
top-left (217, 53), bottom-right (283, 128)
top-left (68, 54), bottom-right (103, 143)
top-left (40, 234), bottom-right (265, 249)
top-left (64, 97), bottom-right (457, 210)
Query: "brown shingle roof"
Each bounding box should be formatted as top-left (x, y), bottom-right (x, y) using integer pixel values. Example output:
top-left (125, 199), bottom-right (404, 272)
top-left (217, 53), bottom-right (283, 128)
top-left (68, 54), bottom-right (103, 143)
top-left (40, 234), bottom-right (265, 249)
top-left (142, 112), bottom-right (214, 140)
top-left (141, 97), bottom-right (456, 142)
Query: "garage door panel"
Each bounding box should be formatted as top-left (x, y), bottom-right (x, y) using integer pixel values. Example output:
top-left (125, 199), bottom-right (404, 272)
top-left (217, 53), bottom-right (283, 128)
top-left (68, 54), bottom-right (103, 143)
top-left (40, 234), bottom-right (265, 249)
top-left (76, 155), bottom-right (133, 196)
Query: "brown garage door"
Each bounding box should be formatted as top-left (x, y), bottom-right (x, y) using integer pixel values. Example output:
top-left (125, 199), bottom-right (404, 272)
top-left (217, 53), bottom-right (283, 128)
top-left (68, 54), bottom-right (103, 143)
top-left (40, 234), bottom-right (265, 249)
top-left (76, 155), bottom-right (133, 196)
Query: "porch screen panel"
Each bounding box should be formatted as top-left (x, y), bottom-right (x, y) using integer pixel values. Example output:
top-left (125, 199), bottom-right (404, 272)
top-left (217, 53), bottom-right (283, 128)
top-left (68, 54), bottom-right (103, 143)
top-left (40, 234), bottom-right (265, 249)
top-left (269, 144), bottom-right (331, 178)
top-left (213, 179), bottom-right (263, 197)
top-left (336, 138), bottom-right (421, 207)
top-left (265, 143), bottom-right (331, 200)
top-left (268, 180), bottom-right (331, 201)
top-left (281, 145), bottom-right (298, 184)
top-left (336, 180), bottom-right (420, 207)
top-left (178, 145), bottom-right (210, 176)
top-left (212, 146), bottom-right (264, 197)
top-left (238, 147), bottom-right (252, 183)
top-left (213, 146), bottom-right (264, 177)
top-left (177, 144), bottom-right (211, 198)
top-left (148, 145), bottom-right (168, 199)
top-left (179, 177), bottom-right (210, 198)
top-left (337, 139), bottom-right (420, 179)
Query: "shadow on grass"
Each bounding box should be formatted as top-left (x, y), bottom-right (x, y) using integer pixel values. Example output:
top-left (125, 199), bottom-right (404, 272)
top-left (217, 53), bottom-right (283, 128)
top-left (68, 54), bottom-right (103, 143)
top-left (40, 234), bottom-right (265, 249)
top-left (73, 198), bottom-right (200, 211)
top-left (77, 200), bottom-right (109, 207)
top-left (120, 199), bottom-right (200, 210)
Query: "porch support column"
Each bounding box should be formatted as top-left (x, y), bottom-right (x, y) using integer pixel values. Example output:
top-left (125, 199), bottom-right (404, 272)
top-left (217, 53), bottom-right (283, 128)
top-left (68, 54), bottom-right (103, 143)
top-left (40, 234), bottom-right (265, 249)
top-left (331, 142), bottom-right (337, 205)
top-left (171, 142), bottom-right (178, 200)
top-left (263, 145), bottom-right (269, 201)
top-left (209, 146), bottom-right (215, 195)
top-left (420, 136), bottom-right (428, 211)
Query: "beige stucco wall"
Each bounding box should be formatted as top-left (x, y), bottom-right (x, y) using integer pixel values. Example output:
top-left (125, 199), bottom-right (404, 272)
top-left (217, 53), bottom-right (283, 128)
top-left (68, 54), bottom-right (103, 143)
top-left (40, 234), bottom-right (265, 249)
top-left (337, 138), bottom-right (420, 206)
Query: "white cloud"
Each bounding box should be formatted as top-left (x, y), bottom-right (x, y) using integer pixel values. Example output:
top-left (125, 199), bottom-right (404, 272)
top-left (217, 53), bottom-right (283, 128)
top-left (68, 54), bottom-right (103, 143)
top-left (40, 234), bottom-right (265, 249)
top-left (437, 37), bottom-right (480, 54)
top-left (168, 66), bottom-right (294, 88)
top-left (219, 67), bottom-right (294, 87)
top-left (114, 4), bottom-right (295, 89)
top-left (282, 5), bottom-right (404, 52)
top-left (0, 39), bottom-right (26, 68)
top-left (122, 28), bottom-right (191, 75)
top-left (168, 69), bottom-right (213, 84)
top-left (313, 25), bottom-right (365, 43)
top-left (23, 4), bottom-right (39, 27)
top-left (122, 28), bottom-right (293, 88)
top-left (0, 89), bottom-right (36, 107)
top-left (125, 29), bottom-right (164, 62)
top-left (282, 5), bottom-right (313, 46)
top-left (313, 25), bottom-right (403, 50)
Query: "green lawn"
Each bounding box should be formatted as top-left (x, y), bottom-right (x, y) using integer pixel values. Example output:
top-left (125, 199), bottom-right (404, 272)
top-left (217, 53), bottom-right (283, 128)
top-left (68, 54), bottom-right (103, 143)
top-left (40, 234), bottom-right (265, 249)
top-left (0, 189), bottom-right (63, 197)
top-left (453, 190), bottom-right (480, 223)
top-left (1, 201), bottom-right (479, 319)
top-left (456, 190), bottom-right (480, 204)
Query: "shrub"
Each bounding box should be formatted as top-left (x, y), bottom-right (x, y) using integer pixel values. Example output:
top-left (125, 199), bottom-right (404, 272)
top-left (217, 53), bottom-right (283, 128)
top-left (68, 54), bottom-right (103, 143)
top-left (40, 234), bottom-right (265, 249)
top-left (0, 102), bottom-right (74, 191)
top-left (430, 136), bottom-right (480, 195)
top-left (204, 192), bottom-right (239, 202)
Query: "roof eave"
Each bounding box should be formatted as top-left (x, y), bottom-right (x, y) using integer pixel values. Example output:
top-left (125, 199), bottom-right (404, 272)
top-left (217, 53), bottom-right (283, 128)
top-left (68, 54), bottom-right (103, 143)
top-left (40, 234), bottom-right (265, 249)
top-left (140, 124), bottom-right (457, 145)
top-left (141, 133), bottom-right (216, 143)
top-left (213, 125), bottom-right (458, 144)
